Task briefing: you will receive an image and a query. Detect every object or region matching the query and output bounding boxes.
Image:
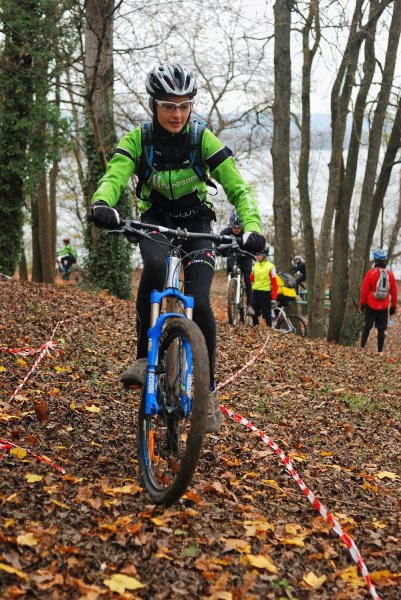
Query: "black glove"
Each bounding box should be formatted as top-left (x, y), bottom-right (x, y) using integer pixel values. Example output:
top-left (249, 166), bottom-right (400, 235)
top-left (389, 306), bottom-right (396, 316)
top-left (241, 232), bottom-right (266, 254)
top-left (360, 304), bottom-right (365, 313)
top-left (91, 200), bottom-right (120, 229)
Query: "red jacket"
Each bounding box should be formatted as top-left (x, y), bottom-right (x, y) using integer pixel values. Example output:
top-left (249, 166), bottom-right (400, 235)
top-left (359, 267), bottom-right (398, 311)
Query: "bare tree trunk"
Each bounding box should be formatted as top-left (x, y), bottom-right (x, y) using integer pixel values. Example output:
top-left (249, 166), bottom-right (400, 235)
top-left (84, 0), bottom-right (116, 177)
top-left (38, 173), bottom-right (55, 284)
top-left (83, 0), bottom-right (132, 299)
top-left (341, 1), bottom-right (401, 344)
top-left (328, 0), bottom-right (378, 341)
top-left (298, 0), bottom-right (320, 323)
top-left (388, 169), bottom-right (401, 261)
top-left (31, 196), bottom-right (42, 282)
top-left (310, 0), bottom-right (365, 338)
top-left (49, 72), bottom-right (60, 263)
top-left (367, 92), bottom-right (401, 252)
top-left (310, 0), bottom-right (393, 338)
top-left (272, 0), bottom-right (292, 270)
top-left (19, 248), bottom-right (28, 281)
top-left (49, 160), bottom-right (58, 261)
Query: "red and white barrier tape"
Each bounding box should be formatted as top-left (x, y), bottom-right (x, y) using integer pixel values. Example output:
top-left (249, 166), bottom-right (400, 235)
top-left (2, 305), bottom-right (112, 408)
top-left (217, 334), bottom-right (270, 389)
top-left (1, 346), bottom-right (39, 356)
top-left (0, 437), bottom-right (65, 474)
top-left (217, 336), bottom-right (380, 600)
top-left (1, 304), bottom-right (113, 474)
top-left (3, 340), bottom-right (58, 408)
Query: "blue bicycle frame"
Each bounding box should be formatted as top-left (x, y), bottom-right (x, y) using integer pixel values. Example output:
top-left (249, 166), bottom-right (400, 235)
top-left (144, 251), bottom-right (195, 417)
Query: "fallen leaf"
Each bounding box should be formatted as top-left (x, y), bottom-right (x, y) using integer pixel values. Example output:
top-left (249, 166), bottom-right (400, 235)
top-left (16, 532), bottom-right (38, 546)
top-left (0, 562), bottom-right (29, 581)
top-left (104, 573), bottom-right (145, 593)
top-left (222, 538), bottom-right (251, 554)
top-left (85, 404), bottom-right (101, 413)
top-left (337, 565), bottom-right (365, 588)
top-left (25, 474), bottom-right (43, 483)
top-left (302, 571), bottom-right (327, 589)
top-left (181, 542), bottom-right (200, 558)
top-left (369, 570), bottom-right (401, 586)
top-left (50, 499), bottom-right (70, 509)
top-left (244, 554), bottom-right (277, 572)
top-left (9, 447), bottom-right (27, 459)
top-left (376, 471), bottom-right (398, 480)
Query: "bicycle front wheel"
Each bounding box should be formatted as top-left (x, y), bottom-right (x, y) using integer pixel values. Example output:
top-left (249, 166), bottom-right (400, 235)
top-left (278, 314), bottom-right (308, 337)
top-left (227, 278), bottom-right (239, 325)
top-left (137, 318), bottom-right (210, 506)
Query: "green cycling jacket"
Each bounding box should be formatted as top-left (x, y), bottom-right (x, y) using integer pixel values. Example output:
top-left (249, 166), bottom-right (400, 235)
top-left (57, 244), bottom-right (77, 260)
top-left (92, 124), bottom-right (262, 234)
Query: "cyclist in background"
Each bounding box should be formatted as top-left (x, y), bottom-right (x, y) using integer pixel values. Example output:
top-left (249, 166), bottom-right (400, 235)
top-left (291, 255), bottom-right (306, 293)
top-left (57, 237), bottom-right (77, 277)
top-left (90, 63), bottom-right (265, 432)
top-left (359, 248), bottom-right (397, 354)
top-left (219, 211), bottom-right (254, 314)
top-left (250, 247), bottom-right (277, 326)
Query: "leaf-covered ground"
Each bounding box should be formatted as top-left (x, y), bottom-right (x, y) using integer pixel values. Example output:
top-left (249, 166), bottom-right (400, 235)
top-left (0, 275), bottom-right (400, 599)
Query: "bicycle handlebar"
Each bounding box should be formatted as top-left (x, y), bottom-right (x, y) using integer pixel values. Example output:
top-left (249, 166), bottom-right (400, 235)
top-left (88, 214), bottom-right (241, 247)
top-left (88, 214), bottom-right (257, 258)
top-left (214, 241), bottom-right (255, 259)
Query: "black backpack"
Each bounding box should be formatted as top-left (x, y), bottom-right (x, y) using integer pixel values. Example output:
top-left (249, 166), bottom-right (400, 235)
top-left (136, 119), bottom-right (217, 197)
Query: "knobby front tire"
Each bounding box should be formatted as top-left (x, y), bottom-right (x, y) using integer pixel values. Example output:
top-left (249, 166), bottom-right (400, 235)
top-left (227, 278), bottom-right (239, 325)
top-left (137, 318), bottom-right (209, 506)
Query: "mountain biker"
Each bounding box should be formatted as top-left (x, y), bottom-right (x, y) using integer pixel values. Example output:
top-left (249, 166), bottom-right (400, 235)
top-left (249, 247), bottom-right (277, 326)
top-left (359, 248), bottom-right (398, 354)
top-left (90, 63), bottom-right (266, 432)
top-left (57, 237), bottom-right (77, 277)
top-left (291, 255), bottom-right (306, 293)
top-left (219, 211), bottom-right (254, 314)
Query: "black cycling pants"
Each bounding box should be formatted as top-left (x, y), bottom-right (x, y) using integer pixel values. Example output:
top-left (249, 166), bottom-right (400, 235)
top-left (136, 211), bottom-right (216, 387)
top-left (361, 306), bottom-right (388, 352)
top-left (251, 290), bottom-right (272, 326)
top-left (61, 254), bottom-right (74, 270)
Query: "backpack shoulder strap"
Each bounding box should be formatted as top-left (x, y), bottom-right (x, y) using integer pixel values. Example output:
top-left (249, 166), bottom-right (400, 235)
top-left (189, 120), bottom-right (217, 191)
top-left (136, 121), bottom-right (153, 197)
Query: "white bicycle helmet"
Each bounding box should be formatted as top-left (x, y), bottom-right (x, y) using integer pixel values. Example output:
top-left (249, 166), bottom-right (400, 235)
top-left (292, 255), bottom-right (304, 266)
top-left (146, 63), bottom-right (198, 99)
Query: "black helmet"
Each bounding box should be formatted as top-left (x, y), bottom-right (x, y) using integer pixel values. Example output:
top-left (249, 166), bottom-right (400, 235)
top-left (260, 246), bottom-right (269, 257)
top-left (146, 63), bottom-right (198, 99)
top-left (229, 211), bottom-right (242, 228)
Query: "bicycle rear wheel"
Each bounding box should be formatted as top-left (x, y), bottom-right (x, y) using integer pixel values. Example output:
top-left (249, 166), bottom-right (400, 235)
top-left (278, 314), bottom-right (307, 337)
top-left (137, 318), bottom-right (209, 506)
top-left (227, 278), bottom-right (239, 325)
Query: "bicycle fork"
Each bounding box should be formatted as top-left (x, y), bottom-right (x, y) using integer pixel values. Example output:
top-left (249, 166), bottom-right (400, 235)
top-left (146, 255), bottom-right (194, 416)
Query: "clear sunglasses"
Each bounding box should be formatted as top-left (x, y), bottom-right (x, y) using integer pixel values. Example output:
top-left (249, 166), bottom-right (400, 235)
top-left (155, 99), bottom-right (194, 113)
